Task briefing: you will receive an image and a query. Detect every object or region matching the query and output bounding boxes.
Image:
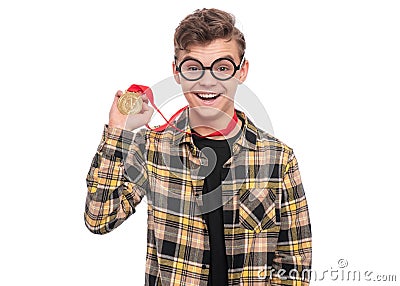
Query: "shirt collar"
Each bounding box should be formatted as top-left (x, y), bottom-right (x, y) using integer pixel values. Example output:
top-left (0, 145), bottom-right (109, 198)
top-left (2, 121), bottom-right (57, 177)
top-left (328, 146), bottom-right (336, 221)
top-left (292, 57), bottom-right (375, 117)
top-left (170, 107), bottom-right (258, 151)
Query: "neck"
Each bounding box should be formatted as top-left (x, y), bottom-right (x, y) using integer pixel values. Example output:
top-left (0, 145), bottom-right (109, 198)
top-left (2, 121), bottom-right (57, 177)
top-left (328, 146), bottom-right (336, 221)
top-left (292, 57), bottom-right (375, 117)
top-left (189, 108), bottom-right (242, 140)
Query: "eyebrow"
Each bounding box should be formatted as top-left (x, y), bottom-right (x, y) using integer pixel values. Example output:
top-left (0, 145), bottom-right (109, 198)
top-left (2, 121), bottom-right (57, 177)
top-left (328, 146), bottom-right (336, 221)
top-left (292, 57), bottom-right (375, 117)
top-left (179, 54), bottom-right (236, 64)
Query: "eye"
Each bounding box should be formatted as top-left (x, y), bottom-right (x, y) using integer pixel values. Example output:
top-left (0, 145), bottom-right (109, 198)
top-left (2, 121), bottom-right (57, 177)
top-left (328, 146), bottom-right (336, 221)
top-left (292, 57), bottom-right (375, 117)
top-left (181, 62), bottom-right (202, 72)
top-left (217, 66), bottom-right (230, 72)
top-left (215, 65), bottom-right (232, 73)
top-left (187, 66), bottom-right (200, 71)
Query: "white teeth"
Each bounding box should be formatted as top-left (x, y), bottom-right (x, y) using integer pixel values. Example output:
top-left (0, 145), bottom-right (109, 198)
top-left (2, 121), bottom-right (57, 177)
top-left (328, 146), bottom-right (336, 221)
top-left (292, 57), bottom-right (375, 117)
top-left (196, 93), bottom-right (219, 99)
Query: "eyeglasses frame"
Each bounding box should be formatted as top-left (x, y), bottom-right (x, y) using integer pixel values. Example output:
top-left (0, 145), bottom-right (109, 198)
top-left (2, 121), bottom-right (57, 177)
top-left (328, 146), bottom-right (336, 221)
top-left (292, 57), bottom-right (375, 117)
top-left (174, 54), bottom-right (245, 81)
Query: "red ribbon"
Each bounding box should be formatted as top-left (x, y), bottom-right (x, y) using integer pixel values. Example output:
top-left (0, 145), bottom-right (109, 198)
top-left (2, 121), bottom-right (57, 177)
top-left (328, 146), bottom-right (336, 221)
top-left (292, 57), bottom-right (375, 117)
top-left (127, 84), bottom-right (238, 138)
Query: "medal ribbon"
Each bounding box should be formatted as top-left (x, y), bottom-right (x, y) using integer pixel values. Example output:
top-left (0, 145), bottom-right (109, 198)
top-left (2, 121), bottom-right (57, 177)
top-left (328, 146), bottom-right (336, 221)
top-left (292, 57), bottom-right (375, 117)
top-left (127, 84), bottom-right (238, 138)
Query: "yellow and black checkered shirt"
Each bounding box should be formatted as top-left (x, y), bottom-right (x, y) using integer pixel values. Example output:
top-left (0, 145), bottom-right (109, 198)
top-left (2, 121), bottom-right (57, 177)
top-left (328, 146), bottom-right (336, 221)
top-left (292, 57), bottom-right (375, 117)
top-left (85, 108), bottom-right (312, 286)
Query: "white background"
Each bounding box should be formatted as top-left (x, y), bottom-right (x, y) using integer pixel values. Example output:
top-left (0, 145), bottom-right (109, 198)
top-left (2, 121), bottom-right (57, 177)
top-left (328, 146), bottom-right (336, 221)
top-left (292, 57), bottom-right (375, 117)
top-left (1, 0), bottom-right (399, 285)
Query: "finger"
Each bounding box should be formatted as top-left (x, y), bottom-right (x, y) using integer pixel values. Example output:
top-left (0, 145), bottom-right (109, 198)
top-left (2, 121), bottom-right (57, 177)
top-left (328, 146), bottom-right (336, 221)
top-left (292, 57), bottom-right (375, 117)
top-left (111, 91), bottom-right (126, 117)
top-left (113, 91), bottom-right (123, 104)
top-left (141, 102), bottom-right (150, 112)
top-left (141, 93), bottom-right (150, 104)
top-left (112, 94), bottom-right (119, 107)
top-left (115, 90), bottom-right (123, 98)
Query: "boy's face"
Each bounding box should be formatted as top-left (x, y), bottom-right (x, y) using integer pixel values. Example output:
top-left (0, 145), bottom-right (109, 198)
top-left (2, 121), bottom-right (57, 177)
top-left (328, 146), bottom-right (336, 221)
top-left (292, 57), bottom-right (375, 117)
top-left (173, 38), bottom-right (249, 121)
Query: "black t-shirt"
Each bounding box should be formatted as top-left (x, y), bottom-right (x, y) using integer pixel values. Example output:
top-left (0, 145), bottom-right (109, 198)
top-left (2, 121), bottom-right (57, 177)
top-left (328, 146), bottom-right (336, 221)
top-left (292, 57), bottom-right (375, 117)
top-left (192, 119), bottom-right (243, 286)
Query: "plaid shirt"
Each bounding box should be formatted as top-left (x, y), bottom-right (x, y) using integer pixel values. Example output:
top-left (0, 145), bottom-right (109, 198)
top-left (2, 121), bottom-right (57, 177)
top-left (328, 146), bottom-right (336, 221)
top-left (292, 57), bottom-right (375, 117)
top-left (85, 108), bottom-right (312, 286)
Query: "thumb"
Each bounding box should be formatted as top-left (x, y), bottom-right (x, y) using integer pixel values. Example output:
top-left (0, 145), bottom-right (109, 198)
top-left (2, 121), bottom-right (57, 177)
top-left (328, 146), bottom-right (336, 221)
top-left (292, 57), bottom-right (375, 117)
top-left (112, 90), bottom-right (123, 107)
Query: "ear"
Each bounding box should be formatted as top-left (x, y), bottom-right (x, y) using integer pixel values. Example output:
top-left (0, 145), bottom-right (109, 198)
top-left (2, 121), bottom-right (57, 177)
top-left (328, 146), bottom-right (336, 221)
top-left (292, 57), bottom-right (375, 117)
top-left (172, 61), bottom-right (181, 84)
top-left (238, 59), bottom-right (249, 84)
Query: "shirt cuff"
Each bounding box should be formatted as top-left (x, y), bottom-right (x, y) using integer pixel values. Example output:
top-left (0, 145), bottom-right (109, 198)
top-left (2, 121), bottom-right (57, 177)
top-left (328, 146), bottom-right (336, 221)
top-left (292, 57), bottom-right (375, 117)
top-left (97, 124), bottom-right (137, 159)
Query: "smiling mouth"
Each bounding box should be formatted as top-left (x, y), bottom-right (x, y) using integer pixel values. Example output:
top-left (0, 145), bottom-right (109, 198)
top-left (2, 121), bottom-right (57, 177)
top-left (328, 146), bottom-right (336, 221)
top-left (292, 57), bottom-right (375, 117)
top-left (194, 92), bottom-right (222, 100)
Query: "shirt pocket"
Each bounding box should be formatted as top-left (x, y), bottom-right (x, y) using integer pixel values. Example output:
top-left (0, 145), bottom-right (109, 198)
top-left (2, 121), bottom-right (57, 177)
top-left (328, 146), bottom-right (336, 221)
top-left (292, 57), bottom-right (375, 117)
top-left (238, 188), bottom-right (280, 233)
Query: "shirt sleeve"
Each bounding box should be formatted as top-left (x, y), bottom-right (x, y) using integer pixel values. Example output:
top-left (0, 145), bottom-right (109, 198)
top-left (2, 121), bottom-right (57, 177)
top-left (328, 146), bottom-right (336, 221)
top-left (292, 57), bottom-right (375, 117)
top-left (84, 124), bottom-right (149, 234)
top-left (271, 150), bottom-right (312, 285)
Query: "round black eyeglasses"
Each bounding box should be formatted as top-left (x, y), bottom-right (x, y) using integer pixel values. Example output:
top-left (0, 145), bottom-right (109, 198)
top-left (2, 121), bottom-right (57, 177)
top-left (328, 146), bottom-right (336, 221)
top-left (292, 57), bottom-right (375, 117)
top-left (175, 56), bottom-right (245, 81)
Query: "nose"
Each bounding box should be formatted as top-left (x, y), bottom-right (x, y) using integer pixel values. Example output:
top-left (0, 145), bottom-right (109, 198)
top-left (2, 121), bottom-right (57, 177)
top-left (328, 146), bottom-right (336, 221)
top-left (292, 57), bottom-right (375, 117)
top-left (198, 69), bottom-right (218, 87)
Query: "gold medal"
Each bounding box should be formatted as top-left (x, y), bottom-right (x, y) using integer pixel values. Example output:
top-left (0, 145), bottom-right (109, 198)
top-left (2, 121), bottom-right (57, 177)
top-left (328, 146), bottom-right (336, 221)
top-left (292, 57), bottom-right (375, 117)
top-left (117, 91), bottom-right (143, 115)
